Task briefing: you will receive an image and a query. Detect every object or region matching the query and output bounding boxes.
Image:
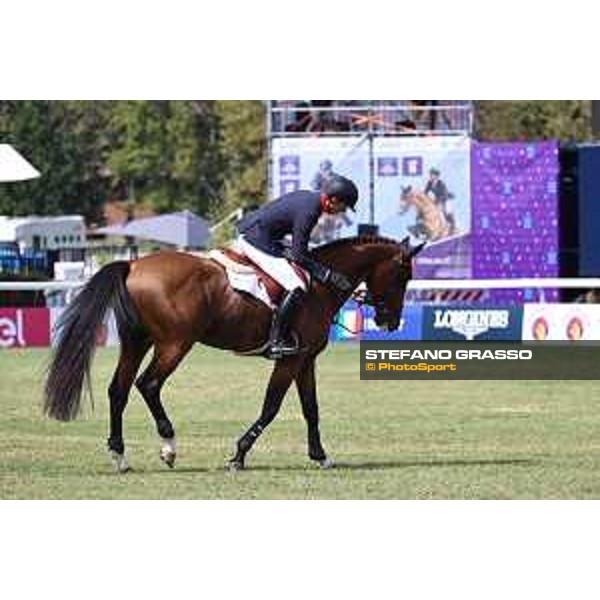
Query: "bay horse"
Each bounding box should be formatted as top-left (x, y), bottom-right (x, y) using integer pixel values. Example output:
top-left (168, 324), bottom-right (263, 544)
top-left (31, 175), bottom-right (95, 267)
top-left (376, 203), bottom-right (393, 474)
top-left (44, 235), bottom-right (422, 472)
top-left (399, 186), bottom-right (451, 241)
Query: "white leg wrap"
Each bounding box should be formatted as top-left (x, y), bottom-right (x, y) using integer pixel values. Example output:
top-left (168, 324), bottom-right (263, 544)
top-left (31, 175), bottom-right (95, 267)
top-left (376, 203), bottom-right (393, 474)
top-left (110, 452), bottom-right (130, 473)
top-left (159, 437), bottom-right (177, 467)
top-left (160, 437), bottom-right (176, 456)
top-left (319, 457), bottom-right (336, 470)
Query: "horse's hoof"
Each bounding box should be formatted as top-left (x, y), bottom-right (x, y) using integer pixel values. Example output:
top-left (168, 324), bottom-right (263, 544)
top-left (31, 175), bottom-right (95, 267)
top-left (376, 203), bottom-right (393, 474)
top-left (228, 459), bottom-right (245, 472)
top-left (159, 438), bottom-right (176, 468)
top-left (318, 457), bottom-right (336, 470)
top-left (110, 452), bottom-right (130, 474)
top-left (160, 450), bottom-right (177, 469)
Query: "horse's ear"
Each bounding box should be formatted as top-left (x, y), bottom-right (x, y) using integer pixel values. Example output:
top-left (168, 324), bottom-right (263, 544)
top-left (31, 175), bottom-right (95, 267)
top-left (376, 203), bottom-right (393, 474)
top-left (409, 242), bottom-right (426, 258)
top-left (400, 236), bottom-right (410, 250)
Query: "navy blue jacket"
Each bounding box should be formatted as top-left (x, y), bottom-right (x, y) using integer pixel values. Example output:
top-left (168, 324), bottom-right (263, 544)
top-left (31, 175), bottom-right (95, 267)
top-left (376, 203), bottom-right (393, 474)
top-left (237, 190), bottom-right (323, 266)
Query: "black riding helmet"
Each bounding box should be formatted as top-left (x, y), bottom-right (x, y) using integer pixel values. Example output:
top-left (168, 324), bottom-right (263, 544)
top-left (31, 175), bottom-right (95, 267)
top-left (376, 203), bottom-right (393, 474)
top-left (323, 174), bottom-right (359, 211)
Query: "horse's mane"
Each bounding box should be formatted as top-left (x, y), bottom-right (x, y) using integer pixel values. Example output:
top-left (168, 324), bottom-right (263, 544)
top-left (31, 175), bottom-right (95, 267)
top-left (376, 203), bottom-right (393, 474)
top-left (313, 235), bottom-right (404, 256)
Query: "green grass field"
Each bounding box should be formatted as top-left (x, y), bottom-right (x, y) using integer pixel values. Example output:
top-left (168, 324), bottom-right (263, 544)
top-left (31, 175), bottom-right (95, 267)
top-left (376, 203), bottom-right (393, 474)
top-left (1, 343), bottom-right (600, 499)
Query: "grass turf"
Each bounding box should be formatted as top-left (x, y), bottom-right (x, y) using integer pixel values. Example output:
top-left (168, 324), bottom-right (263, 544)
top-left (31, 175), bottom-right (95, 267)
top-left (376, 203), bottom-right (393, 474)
top-left (1, 344), bottom-right (600, 499)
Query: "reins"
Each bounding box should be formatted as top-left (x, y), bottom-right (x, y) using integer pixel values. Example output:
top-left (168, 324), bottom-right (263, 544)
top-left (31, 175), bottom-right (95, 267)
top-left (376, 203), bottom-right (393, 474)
top-left (331, 286), bottom-right (401, 336)
top-left (314, 235), bottom-right (418, 337)
top-left (331, 289), bottom-right (370, 335)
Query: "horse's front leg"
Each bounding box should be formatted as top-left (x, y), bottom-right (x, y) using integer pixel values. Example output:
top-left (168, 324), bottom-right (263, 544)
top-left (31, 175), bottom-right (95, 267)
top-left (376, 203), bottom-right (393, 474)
top-left (295, 356), bottom-right (334, 469)
top-left (229, 357), bottom-right (303, 471)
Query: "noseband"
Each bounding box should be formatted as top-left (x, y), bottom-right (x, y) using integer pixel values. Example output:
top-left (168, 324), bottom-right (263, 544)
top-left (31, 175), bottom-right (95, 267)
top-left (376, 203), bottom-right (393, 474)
top-left (354, 287), bottom-right (398, 322)
top-left (333, 285), bottom-right (402, 335)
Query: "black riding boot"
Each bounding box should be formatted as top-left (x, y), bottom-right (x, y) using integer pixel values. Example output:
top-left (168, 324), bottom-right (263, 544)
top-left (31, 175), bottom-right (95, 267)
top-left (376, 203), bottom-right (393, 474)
top-left (267, 288), bottom-right (305, 360)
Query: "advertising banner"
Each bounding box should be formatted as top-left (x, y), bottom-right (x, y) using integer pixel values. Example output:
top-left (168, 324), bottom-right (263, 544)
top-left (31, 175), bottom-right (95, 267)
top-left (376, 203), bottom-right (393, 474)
top-left (372, 136), bottom-right (472, 278)
top-left (422, 305), bottom-right (523, 341)
top-left (0, 308), bottom-right (50, 348)
top-left (49, 308), bottom-right (120, 347)
top-left (471, 141), bottom-right (560, 302)
top-left (271, 137), bottom-right (370, 241)
top-left (522, 304), bottom-right (600, 341)
top-left (330, 302), bottom-right (422, 341)
top-left (577, 145), bottom-right (600, 276)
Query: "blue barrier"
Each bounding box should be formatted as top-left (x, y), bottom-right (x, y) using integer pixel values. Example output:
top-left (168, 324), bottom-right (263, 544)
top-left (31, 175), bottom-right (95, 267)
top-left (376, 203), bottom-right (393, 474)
top-left (330, 302), bottom-right (423, 341)
top-left (0, 248), bottom-right (49, 275)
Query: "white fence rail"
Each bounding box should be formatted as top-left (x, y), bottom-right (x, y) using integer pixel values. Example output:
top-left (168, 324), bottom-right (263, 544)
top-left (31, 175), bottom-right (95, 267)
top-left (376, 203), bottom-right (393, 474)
top-left (407, 278), bottom-right (600, 291)
top-left (2, 278), bottom-right (600, 295)
top-left (0, 281), bottom-right (83, 292)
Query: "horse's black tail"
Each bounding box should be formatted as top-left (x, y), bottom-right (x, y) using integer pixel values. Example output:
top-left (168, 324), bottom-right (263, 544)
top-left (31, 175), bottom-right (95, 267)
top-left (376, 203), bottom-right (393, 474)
top-left (44, 261), bottom-right (139, 421)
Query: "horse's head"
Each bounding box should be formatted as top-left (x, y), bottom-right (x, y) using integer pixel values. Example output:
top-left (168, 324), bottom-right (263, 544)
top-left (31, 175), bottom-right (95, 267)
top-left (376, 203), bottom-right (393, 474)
top-left (364, 237), bottom-right (424, 331)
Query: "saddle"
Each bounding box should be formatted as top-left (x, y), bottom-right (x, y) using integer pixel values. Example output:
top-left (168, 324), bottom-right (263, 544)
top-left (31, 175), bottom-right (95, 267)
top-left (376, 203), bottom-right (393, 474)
top-left (208, 242), bottom-right (309, 309)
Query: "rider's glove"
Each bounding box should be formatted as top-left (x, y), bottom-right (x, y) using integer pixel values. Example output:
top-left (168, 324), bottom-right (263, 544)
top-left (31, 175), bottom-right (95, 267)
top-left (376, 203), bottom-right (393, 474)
top-left (325, 269), bottom-right (354, 293)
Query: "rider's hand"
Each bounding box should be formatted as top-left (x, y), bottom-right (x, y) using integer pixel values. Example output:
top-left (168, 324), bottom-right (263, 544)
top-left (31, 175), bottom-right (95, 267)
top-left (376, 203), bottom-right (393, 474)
top-left (315, 265), bottom-right (331, 284)
top-left (328, 270), bottom-right (353, 292)
top-left (311, 264), bottom-right (352, 293)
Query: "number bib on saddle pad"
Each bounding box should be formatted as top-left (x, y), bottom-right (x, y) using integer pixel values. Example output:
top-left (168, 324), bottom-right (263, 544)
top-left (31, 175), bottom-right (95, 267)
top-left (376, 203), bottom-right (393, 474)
top-left (208, 242), bottom-right (310, 309)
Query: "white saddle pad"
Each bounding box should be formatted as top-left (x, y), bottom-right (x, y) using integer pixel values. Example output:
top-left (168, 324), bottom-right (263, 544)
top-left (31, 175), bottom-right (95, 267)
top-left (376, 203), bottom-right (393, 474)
top-left (208, 248), bottom-right (275, 309)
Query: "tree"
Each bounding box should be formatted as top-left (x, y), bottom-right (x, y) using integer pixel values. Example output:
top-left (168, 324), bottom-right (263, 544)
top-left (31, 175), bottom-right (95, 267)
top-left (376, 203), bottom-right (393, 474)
top-left (0, 101), bottom-right (112, 220)
top-left (105, 101), bottom-right (172, 208)
top-left (167, 101), bottom-right (223, 217)
top-left (0, 101), bottom-right (241, 222)
top-left (4, 100), bottom-right (593, 227)
top-left (475, 101), bottom-right (592, 142)
top-left (104, 101), bottom-right (222, 216)
top-left (212, 101), bottom-right (266, 217)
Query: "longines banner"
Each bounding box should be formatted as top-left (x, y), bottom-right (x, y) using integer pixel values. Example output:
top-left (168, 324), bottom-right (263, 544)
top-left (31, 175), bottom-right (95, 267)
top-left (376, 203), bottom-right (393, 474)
top-left (422, 305), bottom-right (523, 341)
top-left (360, 341), bottom-right (600, 380)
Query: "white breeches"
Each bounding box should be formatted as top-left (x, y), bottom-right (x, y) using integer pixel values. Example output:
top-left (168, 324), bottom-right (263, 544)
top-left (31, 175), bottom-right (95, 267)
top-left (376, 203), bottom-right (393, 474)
top-left (236, 236), bottom-right (306, 292)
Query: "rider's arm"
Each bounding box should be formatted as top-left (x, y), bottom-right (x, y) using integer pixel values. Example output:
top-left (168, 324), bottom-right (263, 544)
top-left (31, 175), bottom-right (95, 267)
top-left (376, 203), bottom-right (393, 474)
top-left (286, 212), bottom-right (353, 292)
top-left (284, 211), bottom-right (330, 282)
top-left (289, 210), bottom-right (320, 265)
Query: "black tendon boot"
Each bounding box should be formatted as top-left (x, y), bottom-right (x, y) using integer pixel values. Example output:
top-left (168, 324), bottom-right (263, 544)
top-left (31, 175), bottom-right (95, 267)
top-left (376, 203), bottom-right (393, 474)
top-left (267, 288), bottom-right (305, 360)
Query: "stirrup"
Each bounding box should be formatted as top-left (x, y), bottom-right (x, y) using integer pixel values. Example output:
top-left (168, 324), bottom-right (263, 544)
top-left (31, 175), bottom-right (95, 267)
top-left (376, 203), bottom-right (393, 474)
top-left (266, 334), bottom-right (302, 360)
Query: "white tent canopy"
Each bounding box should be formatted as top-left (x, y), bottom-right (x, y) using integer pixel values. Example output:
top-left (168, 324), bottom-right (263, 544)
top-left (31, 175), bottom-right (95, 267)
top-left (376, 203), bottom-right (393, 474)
top-left (97, 210), bottom-right (211, 248)
top-left (0, 144), bottom-right (40, 182)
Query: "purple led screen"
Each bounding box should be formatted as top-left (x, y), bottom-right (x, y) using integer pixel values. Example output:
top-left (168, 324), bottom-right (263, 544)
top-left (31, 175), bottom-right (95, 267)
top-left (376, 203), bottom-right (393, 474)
top-left (471, 141), bottom-right (560, 303)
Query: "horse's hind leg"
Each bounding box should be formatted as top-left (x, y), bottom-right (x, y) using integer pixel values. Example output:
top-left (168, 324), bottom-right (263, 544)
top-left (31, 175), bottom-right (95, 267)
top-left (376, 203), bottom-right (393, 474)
top-left (135, 341), bottom-right (192, 468)
top-left (108, 338), bottom-right (152, 473)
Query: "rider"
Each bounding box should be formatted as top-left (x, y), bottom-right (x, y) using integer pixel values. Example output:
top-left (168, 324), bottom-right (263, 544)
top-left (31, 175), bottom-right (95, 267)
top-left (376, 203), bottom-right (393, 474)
top-left (424, 167), bottom-right (455, 232)
top-left (236, 174), bottom-right (359, 359)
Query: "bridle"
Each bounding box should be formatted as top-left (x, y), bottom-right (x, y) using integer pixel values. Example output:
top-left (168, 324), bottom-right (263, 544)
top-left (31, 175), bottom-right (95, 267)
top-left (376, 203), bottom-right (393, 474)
top-left (324, 237), bottom-right (424, 337)
top-left (332, 261), bottom-right (411, 336)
